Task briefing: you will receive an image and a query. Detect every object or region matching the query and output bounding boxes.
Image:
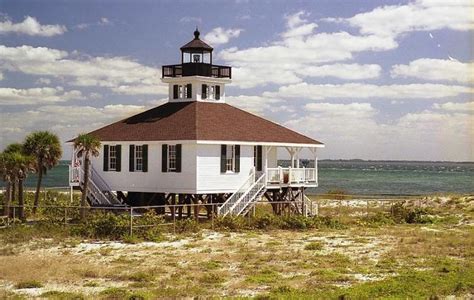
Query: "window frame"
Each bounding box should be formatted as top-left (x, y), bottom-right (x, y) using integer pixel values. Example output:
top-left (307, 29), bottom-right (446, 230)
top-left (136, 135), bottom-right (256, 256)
top-left (109, 145), bottom-right (117, 171)
top-left (168, 144), bottom-right (177, 172)
top-left (135, 145), bottom-right (143, 171)
top-left (226, 145), bottom-right (235, 172)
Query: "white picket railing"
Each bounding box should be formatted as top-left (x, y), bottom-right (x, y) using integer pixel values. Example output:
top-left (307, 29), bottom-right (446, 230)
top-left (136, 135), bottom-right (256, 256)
top-left (266, 167), bottom-right (318, 186)
top-left (217, 169), bottom-right (256, 216)
top-left (75, 166), bottom-right (123, 207)
top-left (229, 172), bottom-right (266, 216)
top-left (79, 168), bottom-right (114, 206)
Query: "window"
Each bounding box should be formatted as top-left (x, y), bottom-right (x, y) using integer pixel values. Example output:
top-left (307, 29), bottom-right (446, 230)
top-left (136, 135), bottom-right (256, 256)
top-left (221, 145), bottom-right (240, 173)
top-left (135, 145), bottom-right (143, 171)
top-left (254, 145), bottom-right (262, 171)
top-left (202, 84), bottom-right (207, 99)
top-left (168, 145), bottom-right (177, 171)
top-left (173, 85), bottom-right (179, 99)
top-left (226, 145), bottom-right (235, 172)
top-left (109, 145), bottom-right (117, 171)
top-left (186, 84), bottom-right (192, 98)
top-left (215, 85), bottom-right (220, 100)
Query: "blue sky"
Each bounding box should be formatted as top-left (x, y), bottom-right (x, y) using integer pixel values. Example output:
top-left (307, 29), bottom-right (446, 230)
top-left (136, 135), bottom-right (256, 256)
top-left (0, 0), bottom-right (473, 161)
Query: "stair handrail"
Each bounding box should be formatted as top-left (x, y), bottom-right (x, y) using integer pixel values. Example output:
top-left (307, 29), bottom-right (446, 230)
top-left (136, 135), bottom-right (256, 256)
top-left (303, 194), bottom-right (317, 216)
top-left (217, 168), bottom-right (256, 216)
top-left (79, 168), bottom-right (113, 206)
top-left (90, 165), bottom-right (122, 205)
top-left (230, 172), bottom-right (266, 216)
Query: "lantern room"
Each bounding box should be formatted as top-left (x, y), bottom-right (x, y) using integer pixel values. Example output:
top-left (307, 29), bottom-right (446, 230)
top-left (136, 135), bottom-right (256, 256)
top-left (181, 28), bottom-right (213, 64)
top-left (162, 28), bottom-right (231, 79)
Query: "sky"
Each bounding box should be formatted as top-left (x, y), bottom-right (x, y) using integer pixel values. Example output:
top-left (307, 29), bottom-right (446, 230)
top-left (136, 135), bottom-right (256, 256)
top-left (0, 0), bottom-right (473, 161)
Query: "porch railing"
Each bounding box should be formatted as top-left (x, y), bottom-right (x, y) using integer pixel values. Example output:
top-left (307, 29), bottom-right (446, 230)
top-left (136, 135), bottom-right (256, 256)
top-left (266, 167), bottom-right (318, 186)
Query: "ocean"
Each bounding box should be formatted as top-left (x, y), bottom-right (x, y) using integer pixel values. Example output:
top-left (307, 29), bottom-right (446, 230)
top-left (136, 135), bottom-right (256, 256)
top-left (4, 160), bottom-right (473, 196)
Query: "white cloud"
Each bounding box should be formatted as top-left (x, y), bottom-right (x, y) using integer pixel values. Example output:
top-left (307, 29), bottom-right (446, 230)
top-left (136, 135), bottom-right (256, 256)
top-left (35, 78), bottom-right (52, 85)
top-left (391, 59), bottom-right (474, 83)
top-left (0, 45), bottom-right (167, 95)
top-left (285, 102), bottom-right (473, 161)
top-left (265, 82), bottom-right (473, 100)
top-left (204, 27), bottom-right (243, 46)
top-left (179, 16), bottom-right (202, 23)
top-left (219, 11), bottom-right (395, 88)
top-left (0, 104), bottom-right (146, 152)
top-left (298, 63), bottom-right (381, 80)
top-left (0, 16), bottom-right (66, 37)
top-left (226, 95), bottom-right (284, 115)
top-left (0, 87), bottom-right (83, 105)
top-left (75, 17), bottom-right (113, 30)
top-left (433, 101), bottom-right (474, 112)
top-left (341, 0), bottom-right (473, 39)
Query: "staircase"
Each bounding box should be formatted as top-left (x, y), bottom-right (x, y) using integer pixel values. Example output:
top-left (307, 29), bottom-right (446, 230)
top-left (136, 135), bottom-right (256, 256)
top-left (292, 194), bottom-right (317, 217)
top-left (217, 170), bottom-right (266, 217)
top-left (78, 166), bottom-right (125, 207)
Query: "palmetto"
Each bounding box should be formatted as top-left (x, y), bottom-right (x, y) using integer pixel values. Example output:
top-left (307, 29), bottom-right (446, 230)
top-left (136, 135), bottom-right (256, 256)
top-left (23, 131), bottom-right (62, 214)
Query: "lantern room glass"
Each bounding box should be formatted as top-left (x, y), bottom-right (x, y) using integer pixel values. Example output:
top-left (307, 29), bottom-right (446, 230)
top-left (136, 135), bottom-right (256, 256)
top-left (182, 51), bottom-right (212, 64)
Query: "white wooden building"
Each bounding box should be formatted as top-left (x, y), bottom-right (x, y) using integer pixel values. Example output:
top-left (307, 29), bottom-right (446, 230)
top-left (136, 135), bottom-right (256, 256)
top-left (69, 29), bottom-right (324, 217)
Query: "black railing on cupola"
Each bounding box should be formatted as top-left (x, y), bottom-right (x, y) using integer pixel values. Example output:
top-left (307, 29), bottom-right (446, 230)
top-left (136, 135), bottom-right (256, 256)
top-left (162, 63), bottom-right (231, 79)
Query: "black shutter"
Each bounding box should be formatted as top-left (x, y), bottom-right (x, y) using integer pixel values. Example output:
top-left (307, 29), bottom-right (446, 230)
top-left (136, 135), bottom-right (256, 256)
top-left (129, 145), bottom-right (135, 172)
top-left (257, 145), bottom-right (263, 171)
top-left (103, 145), bottom-right (109, 171)
top-left (202, 84), bottom-right (207, 99)
top-left (142, 145), bottom-right (148, 172)
top-left (235, 145), bottom-right (240, 173)
top-left (220, 145), bottom-right (226, 173)
top-left (173, 85), bottom-right (179, 99)
top-left (215, 85), bottom-right (220, 100)
top-left (162, 144), bottom-right (168, 172)
top-left (186, 84), bottom-right (192, 99)
top-left (115, 145), bottom-right (121, 172)
top-left (176, 144), bottom-right (182, 172)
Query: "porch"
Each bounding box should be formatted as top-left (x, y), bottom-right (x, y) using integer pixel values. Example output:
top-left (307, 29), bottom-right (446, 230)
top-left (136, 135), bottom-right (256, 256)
top-left (262, 145), bottom-right (319, 189)
top-left (265, 167), bottom-right (318, 188)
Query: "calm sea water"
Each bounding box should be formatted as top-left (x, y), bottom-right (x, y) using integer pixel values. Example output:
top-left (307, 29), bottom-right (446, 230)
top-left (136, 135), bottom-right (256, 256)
top-left (4, 160), bottom-right (473, 196)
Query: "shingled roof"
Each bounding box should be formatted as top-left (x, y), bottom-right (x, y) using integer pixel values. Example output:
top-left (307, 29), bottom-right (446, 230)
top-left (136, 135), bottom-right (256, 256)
top-left (82, 102), bottom-right (323, 145)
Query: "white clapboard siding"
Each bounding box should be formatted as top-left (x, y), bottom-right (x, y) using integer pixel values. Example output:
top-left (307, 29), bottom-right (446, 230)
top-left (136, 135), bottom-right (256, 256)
top-left (90, 142), bottom-right (197, 194)
top-left (196, 144), bottom-right (255, 194)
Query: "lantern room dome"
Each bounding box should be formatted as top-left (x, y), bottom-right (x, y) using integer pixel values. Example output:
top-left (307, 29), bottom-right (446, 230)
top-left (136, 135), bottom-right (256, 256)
top-left (180, 28), bottom-right (213, 51)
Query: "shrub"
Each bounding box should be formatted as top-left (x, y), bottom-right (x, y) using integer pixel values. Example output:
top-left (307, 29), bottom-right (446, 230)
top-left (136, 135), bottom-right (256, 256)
top-left (312, 215), bottom-right (346, 229)
top-left (175, 218), bottom-right (200, 233)
top-left (72, 211), bottom-right (129, 239)
top-left (305, 241), bottom-right (324, 251)
top-left (214, 215), bottom-right (247, 231)
top-left (251, 213), bottom-right (282, 229)
top-left (15, 280), bottom-right (43, 289)
top-left (281, 215), bottom-right (313, 230)
top-left (358, 213), bottom-right (395, 227)
top-left (391, 202), bottom-right (434, 224)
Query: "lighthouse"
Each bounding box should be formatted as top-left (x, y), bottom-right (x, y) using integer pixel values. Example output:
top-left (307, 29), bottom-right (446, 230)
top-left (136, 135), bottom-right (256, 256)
top-left (69, 29), bottom-right (324, 217)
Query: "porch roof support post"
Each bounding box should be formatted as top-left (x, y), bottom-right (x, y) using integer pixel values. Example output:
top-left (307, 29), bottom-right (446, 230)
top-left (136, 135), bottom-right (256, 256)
top-left (309, 148), bottom-right (318, 184)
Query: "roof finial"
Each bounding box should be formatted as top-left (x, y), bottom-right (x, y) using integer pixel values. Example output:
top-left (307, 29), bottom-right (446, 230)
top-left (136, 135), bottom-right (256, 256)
top-left (194, 26), bottom-right (200, 39)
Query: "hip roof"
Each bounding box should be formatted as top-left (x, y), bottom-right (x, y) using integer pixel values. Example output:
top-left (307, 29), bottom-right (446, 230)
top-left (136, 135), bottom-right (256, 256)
top-left (79, 102), bottom-right (323, 145)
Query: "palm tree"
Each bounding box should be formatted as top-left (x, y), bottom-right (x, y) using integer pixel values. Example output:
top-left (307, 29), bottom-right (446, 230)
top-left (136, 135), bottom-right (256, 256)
top-left (11, 152), bottom-right (35, 222)
top-left (74, 134), bottom-right (101, 220)
top-left (3, 143), bottom-right (23, 210)
top-left (23, 131), bottom-right (62, 214)
top-left (0, 153), bottom-right (15, 217)
top-left (1, 144), bottom-right (34, 222)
